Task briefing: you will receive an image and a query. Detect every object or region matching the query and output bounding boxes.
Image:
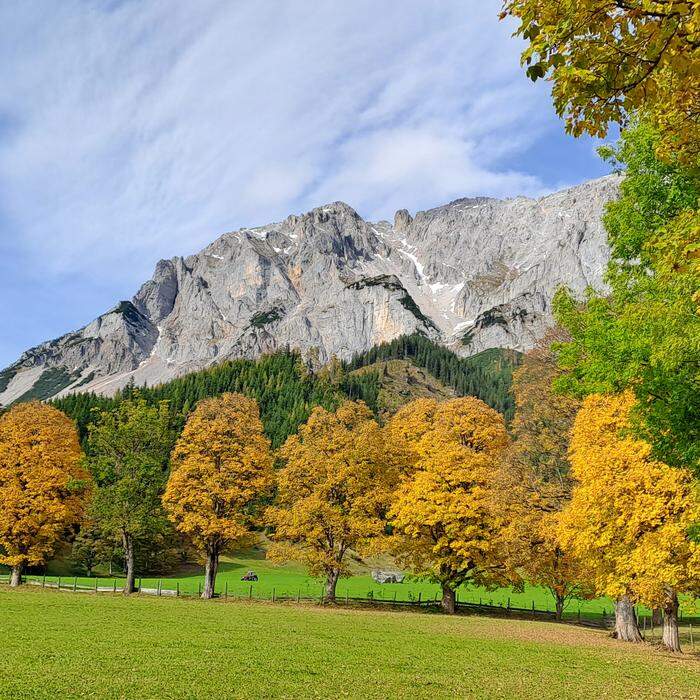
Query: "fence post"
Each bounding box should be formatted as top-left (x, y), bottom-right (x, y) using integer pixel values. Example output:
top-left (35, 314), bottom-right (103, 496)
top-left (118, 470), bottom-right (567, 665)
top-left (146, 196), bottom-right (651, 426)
top-left (532, 600), bottom-right (535, 612)
top-left (158, 579), bottom-right (162, 597)
top-left (198, 581), bottom-right (201, 597)
top-left (113, 579), bottom-right (116, 594)
top-left (138, 578), bottom-right (142, 594)
top-left (393, 591), bottom-right (397, 603)
top-left (298, 589), bottom-right (301, 603)
top-left (689, 623), bottom-right (693, 650)
top-left (418, 592), bottom-right (422, 605)
top-left (249, 585), bottom-right (253, 600)
top-left (346, 590), bottom-right (349, 605)
top-left (72, 577), bottom-right (77, 592)
top-left (578, 608), bottom-right (581, 623)
top-left (42, 575), bottom-right (46, 588)
top-left (95, 578), bottom-right (98, 593)
top-left (176, 582), bottom-right (180, 597)
top-left (57, 576), bottom-right (61, 590)
top-left (224, 582), bottom-right (228, 600)
top-left (272, 587), bottom-right (276, 603)
top-left (507, 597), bottom-right (511, 611)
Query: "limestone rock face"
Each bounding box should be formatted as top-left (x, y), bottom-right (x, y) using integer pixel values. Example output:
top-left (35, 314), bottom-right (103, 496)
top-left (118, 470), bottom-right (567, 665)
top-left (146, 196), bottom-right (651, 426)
top-left (0, 176), bottom-right (619, 404)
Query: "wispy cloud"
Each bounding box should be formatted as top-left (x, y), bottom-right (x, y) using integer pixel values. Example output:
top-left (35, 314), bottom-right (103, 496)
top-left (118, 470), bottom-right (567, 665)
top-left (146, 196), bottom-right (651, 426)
top-left (0, 1), bottom-right (607, 366)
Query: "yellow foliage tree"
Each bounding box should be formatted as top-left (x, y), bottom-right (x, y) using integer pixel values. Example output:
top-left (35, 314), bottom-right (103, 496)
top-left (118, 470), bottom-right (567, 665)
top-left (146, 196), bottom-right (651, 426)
top-left (500, 0), bottom-right (700, 161)
top-left (266, 401), bottom-right (393, 602)
top-left (559, 392), bottom-right (700, 651)
top-left (163, 393), bottom-right (274, 598)
top-left (387, 397), bottom-right (510, 613)
top-left (0, 402), bottom-right (90, 586)
top-left (497, 330), bottom-right (587, 619)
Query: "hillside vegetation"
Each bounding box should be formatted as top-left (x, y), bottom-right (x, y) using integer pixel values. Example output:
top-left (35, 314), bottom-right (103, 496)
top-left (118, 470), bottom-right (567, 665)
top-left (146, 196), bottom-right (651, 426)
top-left (51, 336), bottom-right (519, 447)
top-left (350, 359), bottom-right (455, 416)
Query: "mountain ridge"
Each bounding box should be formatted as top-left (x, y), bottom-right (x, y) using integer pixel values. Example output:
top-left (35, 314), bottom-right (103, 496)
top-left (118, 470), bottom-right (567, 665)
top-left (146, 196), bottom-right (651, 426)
top-left (0, 175), bottom-right (618, 406)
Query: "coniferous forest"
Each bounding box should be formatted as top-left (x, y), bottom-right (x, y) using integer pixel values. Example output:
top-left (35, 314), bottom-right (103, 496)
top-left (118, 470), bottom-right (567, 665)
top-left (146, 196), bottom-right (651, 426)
top-left (51, 336), bottom-right (520, 448)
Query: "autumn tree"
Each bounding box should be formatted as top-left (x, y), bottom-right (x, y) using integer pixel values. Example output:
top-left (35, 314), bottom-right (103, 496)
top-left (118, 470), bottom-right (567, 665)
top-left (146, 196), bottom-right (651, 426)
top-left (0, 402), bottom-right (90, 586)
top-left (497, 329), bottom-right (586, 620)
top-left (387, 397), bottom-right (510, 613)
top-left (267, 401), bottom-right (393, 602)
top-left (87, 399), bottom-right (174, 594)
top-left (500, 0), bottom-right (700, 161)
top-left (558, 393), bottom-right (700, 650)
top-left (163, 393), bottom-right (274, 599)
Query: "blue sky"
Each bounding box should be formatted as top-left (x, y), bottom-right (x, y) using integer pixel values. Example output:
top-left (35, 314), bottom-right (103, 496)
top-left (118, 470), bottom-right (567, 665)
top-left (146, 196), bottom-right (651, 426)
top-left (0, 1), bottom-right (612, 369)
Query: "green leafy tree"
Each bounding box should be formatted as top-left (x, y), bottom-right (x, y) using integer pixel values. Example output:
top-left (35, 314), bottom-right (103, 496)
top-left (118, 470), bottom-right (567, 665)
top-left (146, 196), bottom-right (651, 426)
top-left (554, 120), bottom-right (700, 473)
top-left (70, 522), bottom-right (112, 577)
top-left (86, 399), bottom-right (175, 593)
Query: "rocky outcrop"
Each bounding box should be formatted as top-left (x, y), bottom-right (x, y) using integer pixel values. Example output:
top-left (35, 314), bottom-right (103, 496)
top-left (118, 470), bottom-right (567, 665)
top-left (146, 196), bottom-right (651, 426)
top-left (0, 175), bottom-right (619, 405)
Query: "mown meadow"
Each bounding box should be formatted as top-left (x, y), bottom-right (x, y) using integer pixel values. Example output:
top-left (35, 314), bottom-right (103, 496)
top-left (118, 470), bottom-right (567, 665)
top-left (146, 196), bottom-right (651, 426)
top-left (1, 587), bottom-right (698, 700)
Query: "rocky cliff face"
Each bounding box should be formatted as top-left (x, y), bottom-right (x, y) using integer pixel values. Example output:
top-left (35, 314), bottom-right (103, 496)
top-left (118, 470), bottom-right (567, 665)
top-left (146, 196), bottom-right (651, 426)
top-left (0, 175), bottom-right (618, 405)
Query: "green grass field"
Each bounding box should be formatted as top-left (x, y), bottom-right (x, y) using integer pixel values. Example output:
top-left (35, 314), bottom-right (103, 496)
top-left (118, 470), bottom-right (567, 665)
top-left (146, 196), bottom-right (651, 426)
top-left (11, 547), bottom-right (696, 622)
top-left (0, 587), bottom-right (697, 699)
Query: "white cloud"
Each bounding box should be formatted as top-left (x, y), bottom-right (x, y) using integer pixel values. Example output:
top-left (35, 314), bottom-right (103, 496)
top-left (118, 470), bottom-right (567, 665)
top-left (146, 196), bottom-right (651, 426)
top-left (0, 0), bottom-right (556, 292)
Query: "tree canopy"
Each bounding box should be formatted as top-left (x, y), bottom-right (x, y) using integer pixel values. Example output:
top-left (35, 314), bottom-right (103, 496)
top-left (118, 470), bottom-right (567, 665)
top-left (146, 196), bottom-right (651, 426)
top-left (163, 393), bottom-right (274, 598)
top-left (267, 401), bottom-right (393, 601)
top-left (496, 329), bottom-right (586, 619)
top-left (86, 399), bottom-right (175, 593)
top-left (0, 402), bottom-right (90, 585)
top-left (387, 397), bottom-right (510, 613)
top-left (559, 392), bottom-right (700, 650)
top-left (554, 120), bottom-right (700, 472)
top-left (501, 0), bottom-right (700, 161)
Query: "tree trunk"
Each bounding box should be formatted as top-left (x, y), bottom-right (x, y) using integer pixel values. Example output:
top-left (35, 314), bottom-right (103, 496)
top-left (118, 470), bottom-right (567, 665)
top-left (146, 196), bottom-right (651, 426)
top-left (202, 545), bottom-right (220, 599)
top-left (324, 569), bottom-right (340, 603)
top-left (122, 532), bottom-right (135, 595)
top-left (441, 585), bottom-right (456, 614)
top-left (652, 607), bottom-right (663, 627)
top-left (661, 588), bottom-right (681, 653)
top-left (554, 593), bottom-right (565, 621)
top-left (9, 565), bottom-right (22, 587)
top-left (614, 595), bottom-right (643, 642)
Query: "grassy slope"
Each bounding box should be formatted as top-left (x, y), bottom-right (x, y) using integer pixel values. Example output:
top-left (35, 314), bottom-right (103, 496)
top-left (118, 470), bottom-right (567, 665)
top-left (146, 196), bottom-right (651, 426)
top-left (0, 588), bottom-right (697, 700)
top-left (351, 359), bottom-right (455, 415)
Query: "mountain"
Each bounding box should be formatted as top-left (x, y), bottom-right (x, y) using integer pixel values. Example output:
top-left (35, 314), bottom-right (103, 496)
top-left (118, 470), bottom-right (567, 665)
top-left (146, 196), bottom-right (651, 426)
top-left (0, 175), bottom-right (618, 406)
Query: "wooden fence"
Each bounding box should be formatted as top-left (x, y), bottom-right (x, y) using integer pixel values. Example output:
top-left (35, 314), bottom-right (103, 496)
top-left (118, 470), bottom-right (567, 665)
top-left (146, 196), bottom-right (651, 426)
top-left (5, 573), bottom-right (697, 649)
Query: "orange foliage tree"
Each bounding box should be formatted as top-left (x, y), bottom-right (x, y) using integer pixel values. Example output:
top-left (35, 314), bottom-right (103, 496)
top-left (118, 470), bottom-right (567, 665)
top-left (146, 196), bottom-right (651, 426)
top-left (497, 331), bottom-right (587, 619)
top-left (267, 401), bottom-right (393, 602)
top-left (387, 397), bottom-right (510, 613)
top-left (0, 402), bottom-right (90, 586)
top-left (163, 393), bottom-right (274, 598)
top-left (559, 392), bottom-right (700, 651)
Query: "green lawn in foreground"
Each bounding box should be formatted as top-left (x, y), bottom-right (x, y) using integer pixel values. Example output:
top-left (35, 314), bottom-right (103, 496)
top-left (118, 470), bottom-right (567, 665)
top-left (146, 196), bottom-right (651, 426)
top-left (10, 549), bottom-right (694, 620)
top-left (0, 587), bottom-right (697, 699)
